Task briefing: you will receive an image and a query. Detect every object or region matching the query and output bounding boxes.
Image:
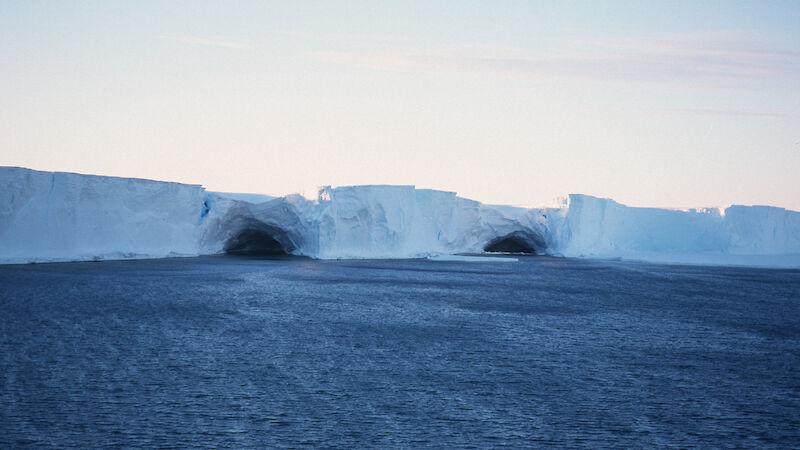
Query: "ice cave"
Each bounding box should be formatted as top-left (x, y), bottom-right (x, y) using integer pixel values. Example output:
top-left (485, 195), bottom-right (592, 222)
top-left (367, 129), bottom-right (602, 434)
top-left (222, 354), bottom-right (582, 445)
top-left (484, 231), bottom-right (544, 254)
top-left (223, 221), bottom-right (292, 256)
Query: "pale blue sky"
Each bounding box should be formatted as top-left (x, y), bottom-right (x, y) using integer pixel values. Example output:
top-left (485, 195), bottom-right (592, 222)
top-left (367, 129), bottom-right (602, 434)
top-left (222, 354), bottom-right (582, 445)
top-left (1, 1), bottom-right (799, 208)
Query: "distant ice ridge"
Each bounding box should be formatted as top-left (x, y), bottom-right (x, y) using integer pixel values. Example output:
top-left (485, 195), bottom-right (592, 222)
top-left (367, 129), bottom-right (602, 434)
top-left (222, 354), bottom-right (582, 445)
top-left (1, 167), bottom-right (799, 267)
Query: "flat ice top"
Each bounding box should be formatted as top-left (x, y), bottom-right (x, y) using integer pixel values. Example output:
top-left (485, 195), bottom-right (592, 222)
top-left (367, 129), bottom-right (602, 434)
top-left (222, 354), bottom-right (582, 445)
top-left (210, 191), bottom-right (275, 204)
top-left (427, 254), bottom-right (519, 263)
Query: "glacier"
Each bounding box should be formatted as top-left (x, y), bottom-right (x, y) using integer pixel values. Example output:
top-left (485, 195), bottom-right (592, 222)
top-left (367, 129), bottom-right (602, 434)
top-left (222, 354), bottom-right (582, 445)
top-left (1, 166), bottom-right (799, 267)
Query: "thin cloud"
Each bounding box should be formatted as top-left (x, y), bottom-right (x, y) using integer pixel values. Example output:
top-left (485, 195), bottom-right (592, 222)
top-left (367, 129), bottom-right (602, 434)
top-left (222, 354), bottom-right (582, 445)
top-left (660, 108), bottom-right (789, 118)
top-left (278, 30), bottom-right (413, 46)
top-left (311, 30), bottom-right (800, 85)
top-left (160, 35), bottom-right (254, 49)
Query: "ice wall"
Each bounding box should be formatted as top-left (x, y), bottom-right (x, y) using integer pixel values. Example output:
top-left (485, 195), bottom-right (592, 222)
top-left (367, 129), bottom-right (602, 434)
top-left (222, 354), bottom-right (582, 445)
top-left (313, 185), bottom-right (538, 259)
top-left (545, 194), bottom-right (800, 266)
top-left (1, 167), bottom-right (799, 266)
top-left (725, 205), bottom-right (800, 255)
top-left (199, 185), bottom-right (543, 259)
top-left (0, 167), bottom-right (208, 263)
top-left (551, 194), bottom-right (728, 256)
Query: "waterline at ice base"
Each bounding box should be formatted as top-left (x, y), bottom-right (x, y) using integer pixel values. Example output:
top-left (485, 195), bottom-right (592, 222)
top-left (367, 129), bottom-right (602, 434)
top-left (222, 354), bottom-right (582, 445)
top-left (1, 166), bottom-right (799, 267)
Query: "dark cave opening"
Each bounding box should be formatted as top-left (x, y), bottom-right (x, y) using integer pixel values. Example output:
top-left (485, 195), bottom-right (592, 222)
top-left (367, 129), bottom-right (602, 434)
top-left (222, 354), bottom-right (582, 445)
top-left (484, 232), bottom-right (541, 254)
top-left (224, 225), bottom-right (289, 256)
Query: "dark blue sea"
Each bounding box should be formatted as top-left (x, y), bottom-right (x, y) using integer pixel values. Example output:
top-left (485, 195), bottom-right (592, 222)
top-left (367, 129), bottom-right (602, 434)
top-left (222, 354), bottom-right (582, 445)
top-left (1, 255), bottom-right (799, 448)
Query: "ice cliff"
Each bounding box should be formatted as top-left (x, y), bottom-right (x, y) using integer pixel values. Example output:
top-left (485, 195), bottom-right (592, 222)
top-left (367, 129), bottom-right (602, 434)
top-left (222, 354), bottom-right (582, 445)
top-left (2, 167), bottom-right (799, 267)
top-left (0, 167), bottom-right (206, 263)
top-left (548, 195), bottom-right (800, 266)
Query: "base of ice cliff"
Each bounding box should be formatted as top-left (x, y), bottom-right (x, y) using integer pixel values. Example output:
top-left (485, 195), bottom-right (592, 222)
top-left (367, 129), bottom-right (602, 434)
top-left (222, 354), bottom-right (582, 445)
top-left (2, 167), bottom-right (799, 267)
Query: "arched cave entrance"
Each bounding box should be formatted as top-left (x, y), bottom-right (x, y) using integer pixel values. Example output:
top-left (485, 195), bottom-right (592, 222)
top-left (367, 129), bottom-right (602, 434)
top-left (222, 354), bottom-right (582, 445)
top-left (224, 222), bottom-right (292, 256)
top-left (484, 231), bottom-right (543, 254)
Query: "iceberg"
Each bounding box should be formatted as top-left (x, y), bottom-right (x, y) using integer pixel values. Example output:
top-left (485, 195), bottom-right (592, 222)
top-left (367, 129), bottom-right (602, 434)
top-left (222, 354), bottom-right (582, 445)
top-left (1, 166), bottom-right (799, 267)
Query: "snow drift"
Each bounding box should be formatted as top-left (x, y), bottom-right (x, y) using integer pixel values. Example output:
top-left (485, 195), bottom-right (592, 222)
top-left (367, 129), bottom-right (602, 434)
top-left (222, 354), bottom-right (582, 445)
top-left (1, 167), bottom-right (799, 267)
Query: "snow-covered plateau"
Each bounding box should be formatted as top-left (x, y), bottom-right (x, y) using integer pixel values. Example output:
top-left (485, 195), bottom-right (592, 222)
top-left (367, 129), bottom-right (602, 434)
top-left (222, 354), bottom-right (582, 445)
top-left (1, 166), bottom-right (799, 267)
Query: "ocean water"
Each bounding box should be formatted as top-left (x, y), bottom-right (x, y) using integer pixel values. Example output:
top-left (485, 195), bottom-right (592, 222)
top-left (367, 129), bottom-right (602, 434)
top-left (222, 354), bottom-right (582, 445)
top-left (1, 255), bottom-right (799, 448)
